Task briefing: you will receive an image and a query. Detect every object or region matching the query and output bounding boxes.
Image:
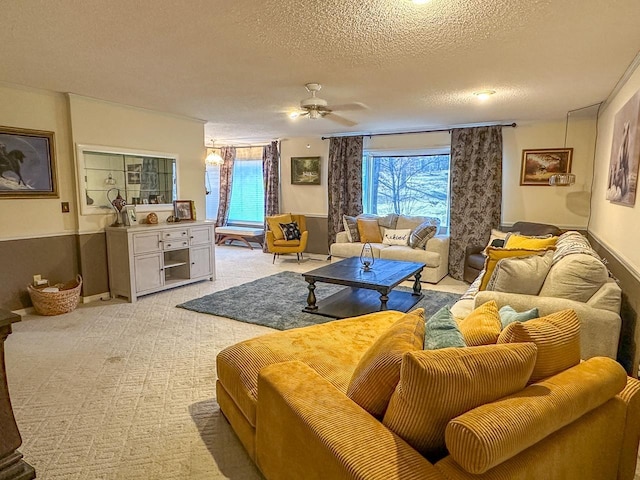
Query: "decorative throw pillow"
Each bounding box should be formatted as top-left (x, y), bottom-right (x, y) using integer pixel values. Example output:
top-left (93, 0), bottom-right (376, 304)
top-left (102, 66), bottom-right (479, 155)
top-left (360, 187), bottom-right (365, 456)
top-left (499, 305), bottom-right (539, 329)
top-left (485, 250), bottom-right (554, 295)
top-left (409, 222), bottom-right (438, 249)
top-left (343, 215), bottom-right (360, 243)
top-left (279, 222), bottom-right (301, 240)
top-left (267, 213), bottom-right (292, 241)
top-left (382, 343), bottom-right (537, 461)
top-left (457, 300), bottom-right (502, 346)
top-left (479, 247), bottom-right (553, 291)
top-left (346, 309), bottom-right (425, 419)
top-left (424, 306), bottom-right (466, 350)
top-left (382, 228), bottom-right (411, 246)
top-left (377, 213), bottom-right (399, 230)
top-left (497, 309), bottom-right (580, 383)
top-left (485, 228), bottom-right (509, 250)
top-left (504, 234), bottom-right (558, 250)
top-left (357, 218), bottom-right (383, 243)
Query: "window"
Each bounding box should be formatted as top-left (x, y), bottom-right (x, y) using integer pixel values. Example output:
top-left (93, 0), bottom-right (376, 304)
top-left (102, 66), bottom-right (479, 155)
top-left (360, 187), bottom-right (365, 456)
top-left (362, 151), bottom-right (450, 228)
top-left (206, 146), bottom-right (264, 225)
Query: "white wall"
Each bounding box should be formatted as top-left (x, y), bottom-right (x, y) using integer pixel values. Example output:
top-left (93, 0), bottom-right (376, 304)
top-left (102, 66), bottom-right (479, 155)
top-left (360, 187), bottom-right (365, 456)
top-left (590, 62), bottom-right (640, 277)
top-left (68, 95), bottom-right (206, 232)
top-left (279, 122), bottom-right (593, 230)
top-left (0, 83), bottom-right (77, 239)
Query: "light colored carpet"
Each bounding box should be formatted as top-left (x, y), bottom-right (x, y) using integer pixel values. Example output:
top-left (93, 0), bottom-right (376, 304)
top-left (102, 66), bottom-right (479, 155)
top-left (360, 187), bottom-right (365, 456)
top-left (7, 247), bottom-right (636, 479)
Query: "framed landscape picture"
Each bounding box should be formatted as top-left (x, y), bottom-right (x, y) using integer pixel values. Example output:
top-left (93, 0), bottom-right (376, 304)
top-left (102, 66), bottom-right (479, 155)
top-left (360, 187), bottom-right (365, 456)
top-left (291, 156), bottom-right (321, 185)
top-left (520, 148), bottom-right (573, 186)
top-left (0, 126), bottom-right (58, 198)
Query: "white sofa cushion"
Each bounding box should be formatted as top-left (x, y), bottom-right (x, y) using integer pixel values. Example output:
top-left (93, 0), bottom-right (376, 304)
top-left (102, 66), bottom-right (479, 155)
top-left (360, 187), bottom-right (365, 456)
top-left (330, 242), bottom-right (387, 259)
top-left (379, 246), bottom-right (440, 267)
top-left (539, 253), bottom-right (609, 303)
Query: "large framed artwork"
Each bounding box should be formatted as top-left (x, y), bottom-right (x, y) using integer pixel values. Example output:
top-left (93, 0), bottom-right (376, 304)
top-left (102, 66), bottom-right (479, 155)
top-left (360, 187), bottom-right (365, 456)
top-left (520, 148), bottom-right (573, 186)
top-left (291, 156), bottom-right (321, 185)
top-left (0, 126), bottom-right (58, 198)
top-left (606, 89), bottom-right (640, 206)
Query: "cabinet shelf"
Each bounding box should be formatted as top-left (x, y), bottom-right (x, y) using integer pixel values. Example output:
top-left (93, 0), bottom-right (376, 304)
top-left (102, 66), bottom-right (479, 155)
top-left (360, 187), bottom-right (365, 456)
top-left (164, 260), bottom-right (187, 268)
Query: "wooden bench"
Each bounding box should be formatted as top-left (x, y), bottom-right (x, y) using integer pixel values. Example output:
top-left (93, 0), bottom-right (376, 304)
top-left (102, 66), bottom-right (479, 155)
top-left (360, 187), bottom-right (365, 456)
top-left (215, 226), bottom-right (264, 250)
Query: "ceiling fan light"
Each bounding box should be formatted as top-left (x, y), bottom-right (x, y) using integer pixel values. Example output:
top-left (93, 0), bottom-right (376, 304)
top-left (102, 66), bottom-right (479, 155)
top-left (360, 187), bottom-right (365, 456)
top-left (412, 0), bottom-right (431, 4)
top-left (289, 111), bottom-right (300, 119)
top-left (309, 109), bottom-right (320, 119)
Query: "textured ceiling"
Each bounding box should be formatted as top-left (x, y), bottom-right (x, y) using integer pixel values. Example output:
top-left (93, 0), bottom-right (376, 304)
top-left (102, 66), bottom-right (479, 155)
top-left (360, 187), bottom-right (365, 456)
top-left (1, 0), bottom-right (640, 144)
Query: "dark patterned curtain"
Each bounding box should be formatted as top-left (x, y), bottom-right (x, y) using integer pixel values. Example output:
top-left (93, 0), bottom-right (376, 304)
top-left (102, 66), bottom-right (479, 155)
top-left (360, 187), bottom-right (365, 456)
top-left (327, 136), bottom-right (364, 250)
top-left (215, 146), bottom-right (236, 227)
top-left (449, 126), bottom-right (503, 280)
top-left (262, 141), bottom-right (280, 252)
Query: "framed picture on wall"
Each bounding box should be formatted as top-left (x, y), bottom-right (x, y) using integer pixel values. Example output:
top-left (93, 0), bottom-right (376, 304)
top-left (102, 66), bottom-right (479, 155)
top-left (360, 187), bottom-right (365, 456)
top-left (0, 125), bottom-right (58, 198)
top-left (520, 148), bottom-right (573, 186)
top-left (291, 156), bottom-right (321, 185)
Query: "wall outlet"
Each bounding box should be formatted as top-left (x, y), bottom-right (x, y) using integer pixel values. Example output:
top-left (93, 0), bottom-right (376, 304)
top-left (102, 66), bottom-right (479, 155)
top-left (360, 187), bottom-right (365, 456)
top-left (61, 202), bottom-right (70, 213)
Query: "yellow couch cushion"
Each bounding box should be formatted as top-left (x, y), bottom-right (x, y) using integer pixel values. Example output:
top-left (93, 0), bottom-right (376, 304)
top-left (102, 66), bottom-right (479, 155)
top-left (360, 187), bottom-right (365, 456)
top-left (504, 233), bottom-right (558, 250)
top-left (382, 343), bottom-right (537, 461)
top-left (357, 218), bottom-right (383, 243)
top-left (347, 309), bottom-right (425, 418)
top-left (457, 300), bottom-right (501, 346)
top-left (445, 356), bottom-right (627, 474)
top-left (480, 246), bottom-right (552, 291)
top-left (216, 310), bottom-right (406, 427)
top-left (497, 309), bottom-right (580, 383)
top-left (267, 213), bottom-right (292, 241)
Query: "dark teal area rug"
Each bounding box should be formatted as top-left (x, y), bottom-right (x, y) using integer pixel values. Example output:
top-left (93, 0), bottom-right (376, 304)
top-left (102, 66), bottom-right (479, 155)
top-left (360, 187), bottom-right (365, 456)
top-left (177, 271), bottom-right (461, 330)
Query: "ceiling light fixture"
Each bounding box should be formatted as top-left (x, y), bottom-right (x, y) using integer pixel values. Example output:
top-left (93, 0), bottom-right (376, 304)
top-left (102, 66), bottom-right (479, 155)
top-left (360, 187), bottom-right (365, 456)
top-left (205, 147), bottom-right (224, 167)
top-left (474, 90), bottom-right (496, 101)
top-left (412, 0), bottom-right (431, 4)
top-left (289, 112), bottom-right (300, 119)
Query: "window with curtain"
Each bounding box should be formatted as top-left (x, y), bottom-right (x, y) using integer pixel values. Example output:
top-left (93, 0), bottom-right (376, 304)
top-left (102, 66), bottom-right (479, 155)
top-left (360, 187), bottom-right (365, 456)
top-left (362, 150), bottom-right (451, 228)
top-left (205, 146), bottom-right (265, 224)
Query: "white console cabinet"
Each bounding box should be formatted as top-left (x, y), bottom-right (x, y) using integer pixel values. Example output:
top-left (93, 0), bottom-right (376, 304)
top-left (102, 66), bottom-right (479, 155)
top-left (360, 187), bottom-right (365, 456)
top-left (106, 221), bottom-right (215, 302)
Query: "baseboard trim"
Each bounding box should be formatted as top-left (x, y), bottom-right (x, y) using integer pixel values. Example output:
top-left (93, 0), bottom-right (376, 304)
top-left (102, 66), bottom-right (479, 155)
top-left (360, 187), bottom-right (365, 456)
top-left (82, 292), bottom-right (112, 304)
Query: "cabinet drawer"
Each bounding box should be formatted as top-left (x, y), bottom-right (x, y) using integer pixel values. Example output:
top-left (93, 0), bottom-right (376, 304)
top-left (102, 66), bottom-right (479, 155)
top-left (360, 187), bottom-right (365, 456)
top-left (163, 239), bottom-right (190, 251)
top-left (132, 232), bottom-right (162, 254)
top-left (190, 226), bottom-right (212, 245)
top-left (162, 229), bottom-right (189, 241)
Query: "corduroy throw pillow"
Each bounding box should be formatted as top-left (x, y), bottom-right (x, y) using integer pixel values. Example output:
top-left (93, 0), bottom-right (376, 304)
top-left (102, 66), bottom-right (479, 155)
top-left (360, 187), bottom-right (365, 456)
top-left (346, 309), bottom-right (425, 419)
top-left (497, 308), bottom-right (580, 383)
top-left (382, 343), bottom-right (537, 461)
top-left (457, 300), bottom-right (502, 346)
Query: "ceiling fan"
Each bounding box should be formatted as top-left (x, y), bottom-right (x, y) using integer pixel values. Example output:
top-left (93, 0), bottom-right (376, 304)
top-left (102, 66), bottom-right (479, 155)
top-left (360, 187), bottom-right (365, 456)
top-left (290, 83), bottom-right (365, 127)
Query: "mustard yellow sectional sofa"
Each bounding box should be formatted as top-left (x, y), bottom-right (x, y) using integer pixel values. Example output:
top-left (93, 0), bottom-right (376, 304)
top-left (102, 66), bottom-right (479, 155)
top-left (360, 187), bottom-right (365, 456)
top-left (216, 309), bottom-right (640, 480)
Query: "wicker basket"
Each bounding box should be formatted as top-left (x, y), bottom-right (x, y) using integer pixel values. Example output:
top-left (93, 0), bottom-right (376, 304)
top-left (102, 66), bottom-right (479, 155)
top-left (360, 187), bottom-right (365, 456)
top-left (27, 275), bottom-right (82, 316)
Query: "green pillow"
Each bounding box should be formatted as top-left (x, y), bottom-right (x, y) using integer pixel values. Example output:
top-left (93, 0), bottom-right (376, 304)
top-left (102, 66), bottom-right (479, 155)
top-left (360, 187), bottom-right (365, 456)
top-left (499, 305), bottom-right (539, 329)
top-left (425, 306), bottom-right (466, 350)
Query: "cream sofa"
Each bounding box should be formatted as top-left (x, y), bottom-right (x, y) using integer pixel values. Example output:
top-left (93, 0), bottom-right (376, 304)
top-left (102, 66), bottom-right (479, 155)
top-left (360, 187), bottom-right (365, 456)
top-left (330, 214), bottom-right (450, 283)
top-left (216, 309), bottom-right (640, 480)
top-left (451, 231), bottom-right (623, 362)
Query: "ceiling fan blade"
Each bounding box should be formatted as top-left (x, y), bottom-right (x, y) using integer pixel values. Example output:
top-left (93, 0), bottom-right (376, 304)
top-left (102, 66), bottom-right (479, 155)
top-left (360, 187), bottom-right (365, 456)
top-left (329, 102), bottom-right (368, 112)
top-left (325, 112), bottom-right (357, 127)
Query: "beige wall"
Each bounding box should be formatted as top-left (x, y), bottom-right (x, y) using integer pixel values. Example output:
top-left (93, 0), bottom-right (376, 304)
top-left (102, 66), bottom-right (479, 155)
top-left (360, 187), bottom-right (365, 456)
top-left (0, 83), bottom-right (77, 239)
top-left (590, 61), bottom-right (640, 278)
top-left (280, 122), bottom-right (593, 230)
top-left (68, 95), bottom-right (206, 232)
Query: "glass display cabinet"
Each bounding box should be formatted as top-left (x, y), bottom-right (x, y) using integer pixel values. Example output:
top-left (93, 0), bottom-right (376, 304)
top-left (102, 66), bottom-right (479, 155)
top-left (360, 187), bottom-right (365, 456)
top-left (75, 144), bottom-right (178, 215)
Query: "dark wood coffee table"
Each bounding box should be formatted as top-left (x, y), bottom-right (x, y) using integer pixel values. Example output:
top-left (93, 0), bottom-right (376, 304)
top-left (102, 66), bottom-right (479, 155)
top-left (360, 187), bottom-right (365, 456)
top-left (302, 257), bottom-right (425, 319)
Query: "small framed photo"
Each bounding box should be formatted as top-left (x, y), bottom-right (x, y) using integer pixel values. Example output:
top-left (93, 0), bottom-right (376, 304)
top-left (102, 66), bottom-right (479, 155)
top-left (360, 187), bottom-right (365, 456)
top-left (520, 148), bottom-right (573, 186)
top-left (291, 156), bottom-right (321, 185)
top-left (123, 205), bottom-right (137, 226)
top-left (0, 125), bottom-right (58, 198)
top-left (174, 200), bottom-right (195, 221)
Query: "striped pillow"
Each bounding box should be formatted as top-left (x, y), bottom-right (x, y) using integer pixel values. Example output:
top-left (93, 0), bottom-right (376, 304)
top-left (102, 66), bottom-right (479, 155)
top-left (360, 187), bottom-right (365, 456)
top-left (408, 221), bottom-right (438, 249)
top-left (346, 309), bottom-right (425, 418)
top-left (457, 301), bottom-right (502, 346)
top-left (497, 309), bottom-right (580, 383)
top-left (382, 343), bottom-right (537, 461)
top-left (342, 215), bottom-right (360, 242)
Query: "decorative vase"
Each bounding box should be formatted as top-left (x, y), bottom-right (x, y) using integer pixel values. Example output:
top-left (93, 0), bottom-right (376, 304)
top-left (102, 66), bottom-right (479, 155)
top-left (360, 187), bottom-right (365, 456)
top-left (146, 213), bottom-right (158, 225)
top-left (360, 242), bottom-right (375, 271)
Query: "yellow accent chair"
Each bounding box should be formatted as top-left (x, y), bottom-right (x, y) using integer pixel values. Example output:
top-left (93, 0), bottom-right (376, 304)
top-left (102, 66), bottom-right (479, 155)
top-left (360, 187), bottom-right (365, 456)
top-left (265, 214), bottom-right (308, 263)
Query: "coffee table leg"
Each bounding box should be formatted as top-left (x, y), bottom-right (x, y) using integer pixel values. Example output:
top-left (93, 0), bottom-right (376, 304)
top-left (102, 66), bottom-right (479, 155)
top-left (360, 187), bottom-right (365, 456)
top-left (305, 279), bottom-right (318, 311)
top-left (413, 269), bottom-right (422, 296)
top-left (379, 291), bottom-right (389, 310)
